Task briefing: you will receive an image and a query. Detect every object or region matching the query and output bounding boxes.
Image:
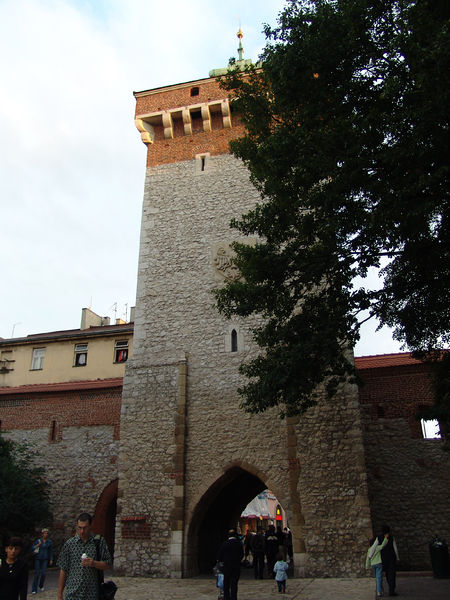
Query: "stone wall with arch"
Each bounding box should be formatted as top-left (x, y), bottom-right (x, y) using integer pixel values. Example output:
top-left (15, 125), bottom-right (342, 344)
top-left (114, 151), bottom-right (372, 578)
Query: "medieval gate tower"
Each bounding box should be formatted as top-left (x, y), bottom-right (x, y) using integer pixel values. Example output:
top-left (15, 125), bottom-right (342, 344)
top-left (115, 36), bottom-right (373, 578)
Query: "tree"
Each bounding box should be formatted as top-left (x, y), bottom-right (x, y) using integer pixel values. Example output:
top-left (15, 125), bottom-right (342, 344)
top-left (214, 0), bottom-right (449, 427)
top-left (0, 433), bottom-right (53, 542)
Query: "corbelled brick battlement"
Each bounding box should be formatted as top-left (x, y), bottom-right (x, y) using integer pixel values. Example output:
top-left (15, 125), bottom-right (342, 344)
top-left (134, 77), bottom-right (244, 166)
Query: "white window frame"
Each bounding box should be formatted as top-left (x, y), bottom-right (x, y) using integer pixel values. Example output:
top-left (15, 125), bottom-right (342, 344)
top-left (74, 343), bottom-right (88, 367)
top-left (114, 340), bottom-right (129, 363)
top-left (31, 348), bottom-right (45, 370)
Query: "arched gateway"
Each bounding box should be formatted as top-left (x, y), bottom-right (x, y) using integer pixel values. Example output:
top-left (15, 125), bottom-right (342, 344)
top-left (114, 44), bottom-right (372, 578)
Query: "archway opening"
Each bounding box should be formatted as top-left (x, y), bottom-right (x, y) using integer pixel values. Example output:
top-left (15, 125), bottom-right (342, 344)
top-left (92, 479), bottom-right (118, 559)
top-left (186, 466), bottom-right (267, 575)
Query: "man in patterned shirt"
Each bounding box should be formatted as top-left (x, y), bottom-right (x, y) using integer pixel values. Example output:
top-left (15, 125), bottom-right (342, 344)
top-left (57, 512), bottom-right (111, 600)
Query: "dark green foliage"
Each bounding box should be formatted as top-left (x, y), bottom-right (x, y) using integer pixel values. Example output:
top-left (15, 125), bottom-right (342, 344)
top-left (0, 432), bottom-right (52, 543)
top-left (214, 1), bottom-right (449, 428)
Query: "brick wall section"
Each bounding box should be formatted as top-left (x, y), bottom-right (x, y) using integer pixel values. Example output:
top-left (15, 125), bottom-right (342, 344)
top-left (358, 362), bottom-right (435, 438)
top-left (0, 386), bottom-right (122, 439)
top-left (135, 78), bottom-right (230, 115)
top-left (358, 361), bottom-right (450, 570)
top-left (135, 77), bottom-right (245, 167)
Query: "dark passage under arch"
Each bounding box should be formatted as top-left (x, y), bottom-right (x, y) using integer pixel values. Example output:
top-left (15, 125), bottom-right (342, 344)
top-left (187, 467), bottom-right (266, 575)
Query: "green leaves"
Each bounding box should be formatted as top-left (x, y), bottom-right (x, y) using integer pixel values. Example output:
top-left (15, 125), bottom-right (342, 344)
top-left (0, 433), bottom-right (53, 541)
top-left (214, 0), bottom-right (449, 427)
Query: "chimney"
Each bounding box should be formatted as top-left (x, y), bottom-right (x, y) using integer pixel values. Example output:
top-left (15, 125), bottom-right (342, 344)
top-left (80, 308), bottom-right (109, 329)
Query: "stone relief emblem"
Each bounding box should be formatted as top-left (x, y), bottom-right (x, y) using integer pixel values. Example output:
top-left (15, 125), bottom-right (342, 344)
top-left (213, 245), bottom-right (241, 281)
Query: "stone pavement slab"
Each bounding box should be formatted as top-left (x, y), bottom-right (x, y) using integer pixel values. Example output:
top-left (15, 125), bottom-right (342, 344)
top-left (31, 572), bottom-right (450, 600)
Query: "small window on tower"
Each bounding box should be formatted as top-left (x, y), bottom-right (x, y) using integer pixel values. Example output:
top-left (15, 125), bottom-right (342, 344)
top-left (231, 329), bottom-right (238, 352)
top-left (74, 343), bottom-right (88, 367)
top-left (190, 86), bottom-right (200, 97)
top-left (196, 152), bottom-right (210, 173)
top-left (114, 340), bottom-right (129, 363)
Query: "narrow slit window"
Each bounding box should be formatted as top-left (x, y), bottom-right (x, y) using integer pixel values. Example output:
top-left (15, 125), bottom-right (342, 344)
top-left (50, 420), bottom-right (57, 442)
top-left (201, 156), bottom-right (206, 171)
top-left (231, 329), bottom-right (238, 352)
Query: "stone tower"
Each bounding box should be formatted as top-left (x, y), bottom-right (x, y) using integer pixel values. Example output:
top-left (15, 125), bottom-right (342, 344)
top-left (114, 35), bottom-right (372, 578)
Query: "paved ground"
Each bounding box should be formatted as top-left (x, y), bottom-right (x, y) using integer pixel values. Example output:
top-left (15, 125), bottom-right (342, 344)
top-left (29, 569), bottom-right (450, 599)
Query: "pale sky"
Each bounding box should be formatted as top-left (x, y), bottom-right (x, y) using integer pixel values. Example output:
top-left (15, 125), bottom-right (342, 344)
top-left (0, 0), bottom-right (402, 357)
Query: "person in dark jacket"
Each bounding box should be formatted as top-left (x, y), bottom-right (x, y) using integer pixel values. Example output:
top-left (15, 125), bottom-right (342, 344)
top-left (217, 529), bottom-right (244, 600)
top-left (0, 536), bottom-right (28, 600)
top-left (380, 525), bottom-right (400, 597)
top-left (265, 525), bottom-right (279, 578)
top-left (251, 527), bottom-right (265, 579)
top-left (283, 527), bottom-right (293, 561)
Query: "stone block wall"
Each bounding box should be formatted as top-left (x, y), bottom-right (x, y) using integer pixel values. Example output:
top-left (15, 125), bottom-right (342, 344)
top-left (359, 362), bottom-right (450, 570)
top-left (115, 151), bottom-right (373, 577)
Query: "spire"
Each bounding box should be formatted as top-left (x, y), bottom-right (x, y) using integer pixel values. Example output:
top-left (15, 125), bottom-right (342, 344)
top-left (237, 27), bottom-right (244, 62)
top-left (208, 26), bottom-right (255, 77)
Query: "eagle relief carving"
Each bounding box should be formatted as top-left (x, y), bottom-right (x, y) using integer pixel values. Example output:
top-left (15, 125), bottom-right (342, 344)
top-left (212, 244), bottom-right (241, 281)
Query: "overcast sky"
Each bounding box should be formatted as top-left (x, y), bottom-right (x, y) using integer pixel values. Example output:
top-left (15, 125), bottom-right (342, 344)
top-left (0, 0), bottom-right (402, 356)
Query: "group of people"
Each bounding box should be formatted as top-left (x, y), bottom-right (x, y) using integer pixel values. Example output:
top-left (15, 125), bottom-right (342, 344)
top-left (217, 524), bottom-right (292, 600)
top-left (0, 512), bottom-right (111, 600)
top-left (365, 524), bottom-right (400, 597)
top-left (2, 515), bottom-right (400, 600)
top-left (244, 524), bottom-right (293, 580)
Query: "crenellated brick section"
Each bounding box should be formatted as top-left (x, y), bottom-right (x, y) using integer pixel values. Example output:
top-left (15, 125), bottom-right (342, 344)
top-left (134, 77), bottom-right (244, 167)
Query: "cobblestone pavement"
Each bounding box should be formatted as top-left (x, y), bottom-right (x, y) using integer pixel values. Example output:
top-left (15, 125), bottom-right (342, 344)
top-left (31, 570), bottom-right (450, 600)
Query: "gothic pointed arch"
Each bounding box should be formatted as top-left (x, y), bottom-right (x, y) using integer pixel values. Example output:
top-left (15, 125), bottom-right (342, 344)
top-left (92, 478), bottom-right (118, 558)
top-left (185, 464), bottom-right (268, 575)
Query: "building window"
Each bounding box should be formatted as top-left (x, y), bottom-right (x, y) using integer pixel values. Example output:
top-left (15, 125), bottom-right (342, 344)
top-left (74, 343), bottom-right (88, 366)
top-left (421, 419), bottom-right (441, 439)
top-left (190, 86), bottom-right (200, 97)
top-left (31, 348), bottom-right (45, 370)
top-left (196, 152), bottom-right (210, 174)
top-left (114, 340), bottom-right (129, 363)
top-left (231, 329), bottom-right (238, 352)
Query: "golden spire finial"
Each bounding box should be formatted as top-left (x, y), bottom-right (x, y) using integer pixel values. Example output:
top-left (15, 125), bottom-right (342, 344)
top-left (237, 26), bottom-right (244, 61)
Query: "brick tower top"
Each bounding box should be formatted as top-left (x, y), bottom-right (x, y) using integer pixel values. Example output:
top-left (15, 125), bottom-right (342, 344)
top-left (134, 30), bottom-right (254, 167)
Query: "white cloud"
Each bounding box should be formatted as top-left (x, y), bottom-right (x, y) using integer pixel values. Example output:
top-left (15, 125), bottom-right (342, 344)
top-left (0, 0), bottom-right (402, 355)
